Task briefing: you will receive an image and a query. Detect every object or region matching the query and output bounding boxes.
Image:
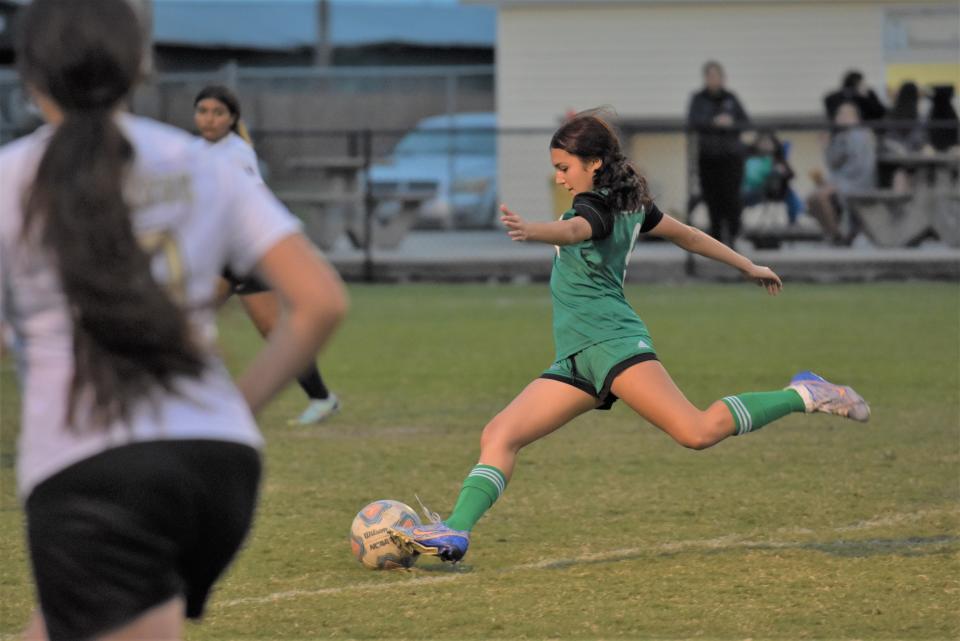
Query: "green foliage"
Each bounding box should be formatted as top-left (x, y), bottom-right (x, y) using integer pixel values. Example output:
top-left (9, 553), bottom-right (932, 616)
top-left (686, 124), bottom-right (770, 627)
top-left (2, 283), bottom-right (957, 640)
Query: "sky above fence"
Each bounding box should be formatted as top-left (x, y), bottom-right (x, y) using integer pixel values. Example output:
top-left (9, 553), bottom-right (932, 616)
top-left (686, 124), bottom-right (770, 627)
top-left (152, 0), bottom-right (494, 50)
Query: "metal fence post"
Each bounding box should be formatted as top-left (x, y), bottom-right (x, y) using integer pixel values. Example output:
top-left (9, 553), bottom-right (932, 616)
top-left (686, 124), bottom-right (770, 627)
top-left (684, 127), bottom-right (697, 278)
top-left (361, 129), bottom-right (375, 282)
top-left (445, 69), bottom-right (458, 118)
top-left (224, 59), bottom-right (239, 90)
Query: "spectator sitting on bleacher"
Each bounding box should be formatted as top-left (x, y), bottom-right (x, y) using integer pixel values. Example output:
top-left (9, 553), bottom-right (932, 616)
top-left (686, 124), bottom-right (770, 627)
top-left (741, 129), bottom-right (803, 224)
top-left (882, 81), bottom-right (928, 192)
top-left (884, 81), bottom-right (927, 154)
top-left (806, 101), bottom-right (877, 245)
top-left (928, 85), bottom-right (959, 152)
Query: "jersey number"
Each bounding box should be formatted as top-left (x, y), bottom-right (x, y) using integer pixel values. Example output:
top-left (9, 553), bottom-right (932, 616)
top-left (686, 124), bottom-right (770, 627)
top-left (137, 230), bottom-right (186, 304)
top-left (622, 223), bottom-right (643, 285)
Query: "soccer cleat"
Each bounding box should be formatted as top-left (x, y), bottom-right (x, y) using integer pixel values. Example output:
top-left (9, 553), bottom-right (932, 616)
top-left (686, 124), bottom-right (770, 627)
top-left (389, 522), bottom-right (470, 562)
top-left (388, 496), bottom-right (470, 562)
top-left (787, 371), bottom-right (870, 422)
top-left (289, 393), bottom-right (340, 426)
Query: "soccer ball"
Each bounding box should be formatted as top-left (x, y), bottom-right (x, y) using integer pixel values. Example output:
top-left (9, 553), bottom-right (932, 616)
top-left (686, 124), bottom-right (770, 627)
top-left (350, 499), bottom-right (421, 569)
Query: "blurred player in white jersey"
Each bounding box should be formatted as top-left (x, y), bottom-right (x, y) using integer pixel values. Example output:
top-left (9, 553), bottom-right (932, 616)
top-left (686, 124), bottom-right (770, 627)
top-left (192, 85), bottom-right (341, 425)
top-left (0, 0), bottom-right (347, 638)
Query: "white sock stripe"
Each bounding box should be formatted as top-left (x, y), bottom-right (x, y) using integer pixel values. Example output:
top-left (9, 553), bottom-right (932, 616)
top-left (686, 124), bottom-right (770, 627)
top-left (722, 397), bottom-right (743, 434)
top-left (470, 472), bottom-right (504, 497)
top-left (722, 396), bottom-right (742, 433)
top-left (472, 466), bottom-right (506, 488)
top-left (470, 468), bottom-right (503, 486)
top-left (730, 396), bottom-right (753, 433)
top-left (724, 396), bottom-right (750, 435)
top-left (469, 469), bottom-right (505, 496)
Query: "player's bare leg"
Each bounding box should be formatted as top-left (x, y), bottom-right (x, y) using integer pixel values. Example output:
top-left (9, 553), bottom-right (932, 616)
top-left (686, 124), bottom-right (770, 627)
top-left (611, 360), bottom-right (735, 449)
top-left (23, 597), bottom-right (184, 641)
top-left (390, 379), bottom-right (596, 561)
top-left (240, 292), bottom-right (339, 424)
top-left (477, 378), bottom-right (598, 478)
top-left (613, 361), bottom-right (868, 447)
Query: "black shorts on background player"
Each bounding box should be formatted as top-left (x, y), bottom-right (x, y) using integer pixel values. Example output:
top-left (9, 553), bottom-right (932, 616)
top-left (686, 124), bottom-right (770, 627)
top-left (222, 267), bottom-right (269, 296)
top-left (26, 440), bottom-right (260, 641)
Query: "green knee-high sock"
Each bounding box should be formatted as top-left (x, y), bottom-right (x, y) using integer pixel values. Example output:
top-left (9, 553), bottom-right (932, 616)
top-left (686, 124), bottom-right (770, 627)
top-left (721, 390), bottom-right (806, 435)
top-left (444, 464), bottom-right (507, 532)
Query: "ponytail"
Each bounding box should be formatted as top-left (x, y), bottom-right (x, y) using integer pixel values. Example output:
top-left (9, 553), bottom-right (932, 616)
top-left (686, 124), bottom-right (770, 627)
top-left (19, 0), bottom-right (206, 429)
top-left (235, 119), bottom-right (253, 146)
top-left (592, 152), bottom-right (652, 214)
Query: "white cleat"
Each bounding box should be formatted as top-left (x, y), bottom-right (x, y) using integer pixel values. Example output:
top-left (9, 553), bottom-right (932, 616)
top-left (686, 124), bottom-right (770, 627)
top-left (787, 371), bottom-right (870, 422)
top-left (289, 393), bottom-right (340, 425)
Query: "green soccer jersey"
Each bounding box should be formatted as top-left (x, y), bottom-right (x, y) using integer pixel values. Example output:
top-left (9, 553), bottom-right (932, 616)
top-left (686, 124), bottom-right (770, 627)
top-left (550, 197), bottom-right (661, 360)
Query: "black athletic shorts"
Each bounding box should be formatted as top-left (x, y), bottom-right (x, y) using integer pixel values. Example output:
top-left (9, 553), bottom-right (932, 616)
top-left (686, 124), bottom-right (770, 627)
top-left (222, 267), bottom-right (270, 296)
top-left (25, 440), bottom-right (261, 641)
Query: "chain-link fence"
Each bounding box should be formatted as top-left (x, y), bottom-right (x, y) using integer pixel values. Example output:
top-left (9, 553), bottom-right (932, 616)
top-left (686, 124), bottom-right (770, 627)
top-left (2, 63), bottom-right (957, 281)
top-left (0, 63), bottom-right (494, 143)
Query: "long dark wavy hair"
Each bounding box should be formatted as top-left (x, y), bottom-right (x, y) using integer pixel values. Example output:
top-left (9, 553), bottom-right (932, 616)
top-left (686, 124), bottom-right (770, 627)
top-left (550, 109), bottom-right (653, 213)
top-left (18, 0), bottom-right (206, 429)
top-left (890, 81), bottom-right (919, 122)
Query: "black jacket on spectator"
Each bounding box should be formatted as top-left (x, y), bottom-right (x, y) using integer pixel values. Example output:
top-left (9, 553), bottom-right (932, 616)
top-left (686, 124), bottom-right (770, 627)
top-left (824, 87), bottom-right (886, 122)
top-left (687, 89), bottom-right (750, 158)
top-left (928, 85), bottom-right (959, 151)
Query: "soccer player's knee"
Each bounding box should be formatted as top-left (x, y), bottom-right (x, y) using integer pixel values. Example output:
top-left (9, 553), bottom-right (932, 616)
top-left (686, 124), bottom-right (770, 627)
top-left (675, 431), bottom-right (712, 450)
top-left (480, 416), bottom-right (523, 453)
top-left (479, 419), bottom-right (506, 451)
top-left (670, 418), bottom-right (715, 450)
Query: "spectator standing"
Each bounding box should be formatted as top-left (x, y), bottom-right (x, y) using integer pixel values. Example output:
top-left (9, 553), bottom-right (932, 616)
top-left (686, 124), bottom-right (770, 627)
top-left (687, 61), bottom-right (750, 246)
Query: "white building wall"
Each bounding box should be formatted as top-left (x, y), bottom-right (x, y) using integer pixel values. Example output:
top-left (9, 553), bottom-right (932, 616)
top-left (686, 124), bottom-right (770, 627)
top-left (495, 1), bottom-right (891, 219)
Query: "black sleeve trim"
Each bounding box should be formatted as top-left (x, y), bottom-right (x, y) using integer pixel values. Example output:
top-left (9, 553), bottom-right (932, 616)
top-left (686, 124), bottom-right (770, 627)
top-left (640, 203), bottom-right (664, 233)
top-left (572, 192), bottom-right (614, 240)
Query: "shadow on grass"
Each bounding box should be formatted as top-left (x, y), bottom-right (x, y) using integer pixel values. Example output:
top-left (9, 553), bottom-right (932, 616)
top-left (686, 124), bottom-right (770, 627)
top-left (412, 560), bottom-right (474, 574)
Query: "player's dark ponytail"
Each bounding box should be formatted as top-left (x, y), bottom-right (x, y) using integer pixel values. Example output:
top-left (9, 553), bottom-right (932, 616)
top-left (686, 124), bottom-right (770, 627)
top-left (18, 0), bottom-right (205, 429)
top-left (550, 109), bottom-right (653, 213)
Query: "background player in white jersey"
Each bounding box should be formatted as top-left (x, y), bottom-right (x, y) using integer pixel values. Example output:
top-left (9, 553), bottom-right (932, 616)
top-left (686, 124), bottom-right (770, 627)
top-left (193, 85), bottom-right (341, 425)
top-left (0, 0), bottom-right (347, 639)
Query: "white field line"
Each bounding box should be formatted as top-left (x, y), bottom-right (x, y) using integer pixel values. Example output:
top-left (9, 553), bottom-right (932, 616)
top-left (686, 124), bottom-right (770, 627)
top-left (216, 506), bottom-right (959, 608)
top-left (0, 509), bottom-right (953, 641)
top-left (218, 574), bottom-right (462, 607)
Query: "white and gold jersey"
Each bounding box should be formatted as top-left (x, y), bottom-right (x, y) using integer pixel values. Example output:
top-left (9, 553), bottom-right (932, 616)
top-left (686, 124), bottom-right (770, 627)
top-left (0, 114), bottom-right (300, 498)
top-left (195, 131), bottom-right (263, 184)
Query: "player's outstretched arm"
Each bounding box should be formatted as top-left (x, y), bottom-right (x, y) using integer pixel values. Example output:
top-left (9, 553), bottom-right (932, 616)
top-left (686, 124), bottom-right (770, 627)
top-left (235, 234), bottom-right (348, 413)
top-left (500, 204), bottom-right (592, 246)
top-left (648, 214), bottom-right (783, 295)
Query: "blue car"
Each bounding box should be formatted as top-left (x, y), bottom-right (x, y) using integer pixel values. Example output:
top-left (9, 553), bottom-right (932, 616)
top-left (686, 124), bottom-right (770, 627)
top-left (367, 112), bottom-right (498, 229)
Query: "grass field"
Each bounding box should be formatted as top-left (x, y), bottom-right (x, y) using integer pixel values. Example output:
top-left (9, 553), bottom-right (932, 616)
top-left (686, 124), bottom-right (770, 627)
top-left (1, 282), bottom-right (958, 640)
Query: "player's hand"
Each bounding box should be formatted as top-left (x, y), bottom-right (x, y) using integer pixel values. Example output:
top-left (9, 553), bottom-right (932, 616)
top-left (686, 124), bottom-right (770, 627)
top-left (743, 264), bottom-right (783, 296)
top-left (500, 204), bottom-right (529, 241)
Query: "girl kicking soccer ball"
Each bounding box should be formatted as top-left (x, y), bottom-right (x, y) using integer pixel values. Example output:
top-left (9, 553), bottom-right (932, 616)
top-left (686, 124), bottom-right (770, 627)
top-left (390, 110), bottom-right (869, 563)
